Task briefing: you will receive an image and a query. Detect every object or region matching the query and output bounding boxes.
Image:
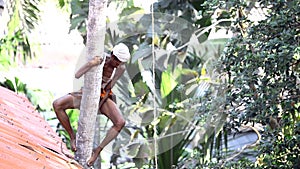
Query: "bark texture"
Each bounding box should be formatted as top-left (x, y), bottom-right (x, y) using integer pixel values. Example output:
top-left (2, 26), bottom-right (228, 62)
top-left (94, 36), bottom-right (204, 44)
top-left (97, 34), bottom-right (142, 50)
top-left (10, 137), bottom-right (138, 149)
top-left (74, 0), bottom-right (108, 168)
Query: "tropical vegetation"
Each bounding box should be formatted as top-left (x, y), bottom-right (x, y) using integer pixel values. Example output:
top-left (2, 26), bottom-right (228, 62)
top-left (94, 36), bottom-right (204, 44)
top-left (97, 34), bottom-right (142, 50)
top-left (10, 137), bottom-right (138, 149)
top-left (0, 0), bottom-right (299, 168)
top-left (0, 0), bottom-right (41, 70)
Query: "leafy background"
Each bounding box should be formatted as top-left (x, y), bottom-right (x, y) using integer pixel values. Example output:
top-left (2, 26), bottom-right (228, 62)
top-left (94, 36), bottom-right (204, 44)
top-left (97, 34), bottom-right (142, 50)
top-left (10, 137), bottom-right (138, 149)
top-left (0, 0), bottom-right (299, 168)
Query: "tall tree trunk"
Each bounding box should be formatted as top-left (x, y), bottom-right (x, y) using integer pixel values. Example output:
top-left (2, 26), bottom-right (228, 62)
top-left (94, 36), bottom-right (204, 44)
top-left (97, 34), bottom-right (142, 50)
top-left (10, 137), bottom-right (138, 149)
top-left (75, 0), bottom-right (108, 168)
top-left (93, 116), bottom-right (102, 168)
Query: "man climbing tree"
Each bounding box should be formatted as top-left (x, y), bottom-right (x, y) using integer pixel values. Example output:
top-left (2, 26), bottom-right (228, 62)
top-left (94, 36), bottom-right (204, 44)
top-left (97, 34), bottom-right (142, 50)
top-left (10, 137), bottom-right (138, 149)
top-left (74, 0), bottom-right (108, 167)
top-left (52, 0), bottom-right (131, 168)
top-left (53, 43), bottom-right (130, 167)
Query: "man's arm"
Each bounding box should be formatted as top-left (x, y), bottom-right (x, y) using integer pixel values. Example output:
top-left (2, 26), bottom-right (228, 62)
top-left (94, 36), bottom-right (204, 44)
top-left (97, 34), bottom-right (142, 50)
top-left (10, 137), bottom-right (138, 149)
top-left (75, 56), bottom-right (103, 79)
top-left (105, 64), bottom-right (126, 91)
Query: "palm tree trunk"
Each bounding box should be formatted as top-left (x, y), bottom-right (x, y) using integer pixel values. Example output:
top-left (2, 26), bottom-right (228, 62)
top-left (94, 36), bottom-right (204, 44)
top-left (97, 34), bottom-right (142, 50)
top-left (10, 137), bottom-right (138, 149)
top-left (74, 0), bottom-right (108, 168)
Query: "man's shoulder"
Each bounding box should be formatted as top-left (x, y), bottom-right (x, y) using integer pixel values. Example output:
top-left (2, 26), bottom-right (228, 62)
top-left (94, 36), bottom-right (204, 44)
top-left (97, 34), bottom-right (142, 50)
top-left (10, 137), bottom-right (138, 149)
top-left (104, 52), bottom-right (110, 58)
top-left (117, 64), bottom-right (126, 71)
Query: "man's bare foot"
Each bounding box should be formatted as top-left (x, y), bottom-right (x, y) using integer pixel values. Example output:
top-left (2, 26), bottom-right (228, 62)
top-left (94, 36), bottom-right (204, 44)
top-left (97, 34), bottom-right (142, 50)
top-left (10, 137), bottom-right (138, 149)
top-left (70, 139), bottom-right (77, 152)
top-left (87, 147), bottom-right (102, 167)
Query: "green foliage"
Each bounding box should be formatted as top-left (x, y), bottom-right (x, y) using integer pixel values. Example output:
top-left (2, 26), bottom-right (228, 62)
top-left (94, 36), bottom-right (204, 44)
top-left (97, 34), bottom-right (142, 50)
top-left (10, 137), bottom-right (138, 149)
top-left (221, 158), bottom-right (255, 169)
top-left (68, 0), bottom-right (130, 44)
top-left (211, 0), bottom-right (300, 167)
top-left (7, 0), bottom-right (40, 33)
top-left (0, 77), bottom-right (27, 94)
top-left (26, 89), bottom-right (54, 112)
top-left (64, 0), bottom-right (231, 168)
top-left (160, 66), bottom-right (179, 98)
top-left (153, 0), bottom-right (211, 28)
top-left (69, 0), bottom-right (88, 40)
top-left (0, 0), bottom-right (41, 67)
top-left (0, 77), bottom-right (54, 112)
top-left (110, 20), bottom-right (228, 168)
top-left (119, 6), bottom-right (143, 18)
top-left (221, 0), bottom-right (299, 129)
top-left (63, 0), bottom-right (299, 168)
top-left (0, 30), bottom-right (33, 69)
top-left (258, 121), bottom-right (300, 168)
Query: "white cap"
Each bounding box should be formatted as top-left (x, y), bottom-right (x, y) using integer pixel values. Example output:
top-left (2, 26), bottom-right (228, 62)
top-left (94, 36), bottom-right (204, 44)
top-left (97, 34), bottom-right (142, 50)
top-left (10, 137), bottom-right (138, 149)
top-left (112, 43), bottom-right (130, 62)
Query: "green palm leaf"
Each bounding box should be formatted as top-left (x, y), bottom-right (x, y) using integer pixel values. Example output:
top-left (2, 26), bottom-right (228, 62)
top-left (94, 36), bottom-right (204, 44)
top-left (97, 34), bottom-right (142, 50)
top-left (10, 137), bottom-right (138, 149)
top-left (1, 0), bottom-right (41, 66)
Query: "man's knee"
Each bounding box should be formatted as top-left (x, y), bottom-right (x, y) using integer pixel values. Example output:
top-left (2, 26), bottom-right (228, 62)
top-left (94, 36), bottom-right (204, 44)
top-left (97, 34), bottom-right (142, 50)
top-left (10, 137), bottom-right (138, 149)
top-left (53, 99), bottom-right (64, 112)
top-left (53, 94), bottom-right (76, 111)
top-left (52, 98), bottom-right (68, 113)
top-left (115, 118), bottom-right (125, 131)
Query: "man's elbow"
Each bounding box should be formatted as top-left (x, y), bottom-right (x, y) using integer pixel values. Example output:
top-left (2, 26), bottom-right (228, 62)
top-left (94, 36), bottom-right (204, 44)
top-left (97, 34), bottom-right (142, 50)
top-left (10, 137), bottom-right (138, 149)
top-left (75, 73), bottom-right (81, 79)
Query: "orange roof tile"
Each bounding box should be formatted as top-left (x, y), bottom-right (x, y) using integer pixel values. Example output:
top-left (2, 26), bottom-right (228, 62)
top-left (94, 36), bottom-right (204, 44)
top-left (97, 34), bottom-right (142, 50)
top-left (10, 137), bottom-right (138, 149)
top-left (0, 86), bottom-right (83, 169)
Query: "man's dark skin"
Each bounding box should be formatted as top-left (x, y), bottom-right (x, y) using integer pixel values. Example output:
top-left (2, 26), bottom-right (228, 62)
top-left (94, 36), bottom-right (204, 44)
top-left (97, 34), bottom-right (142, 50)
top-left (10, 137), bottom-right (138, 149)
top-left (53, 49), bottom-right (128, 166)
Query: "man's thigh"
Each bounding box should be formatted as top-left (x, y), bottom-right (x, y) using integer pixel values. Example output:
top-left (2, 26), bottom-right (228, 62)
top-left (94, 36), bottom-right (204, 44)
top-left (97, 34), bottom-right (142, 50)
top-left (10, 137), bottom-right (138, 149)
top-left (99, 99), bottom-right (122, 118)
top-left (68, 91), bottom-right (82, 109)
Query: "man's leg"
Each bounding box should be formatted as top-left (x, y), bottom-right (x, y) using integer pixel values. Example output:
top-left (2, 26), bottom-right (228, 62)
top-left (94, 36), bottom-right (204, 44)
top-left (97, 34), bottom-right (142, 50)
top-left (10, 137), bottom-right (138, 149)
top-left (87, 98), bottom-right (125, 166)
top-left (53, 94), bottom-right (80, 151)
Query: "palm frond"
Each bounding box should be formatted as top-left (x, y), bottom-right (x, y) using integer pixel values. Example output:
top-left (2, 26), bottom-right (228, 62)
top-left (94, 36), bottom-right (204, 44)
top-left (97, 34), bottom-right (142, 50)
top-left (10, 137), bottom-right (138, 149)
top-left (6, 0), bottom-right (40, 33)
top-left (1, 0), bottom-right (41, 65)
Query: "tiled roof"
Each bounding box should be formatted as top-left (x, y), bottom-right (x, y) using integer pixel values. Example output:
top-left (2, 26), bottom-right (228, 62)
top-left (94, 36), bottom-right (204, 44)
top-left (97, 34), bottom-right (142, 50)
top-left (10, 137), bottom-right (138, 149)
top-left (0, 86), bottom-right (83, 169)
